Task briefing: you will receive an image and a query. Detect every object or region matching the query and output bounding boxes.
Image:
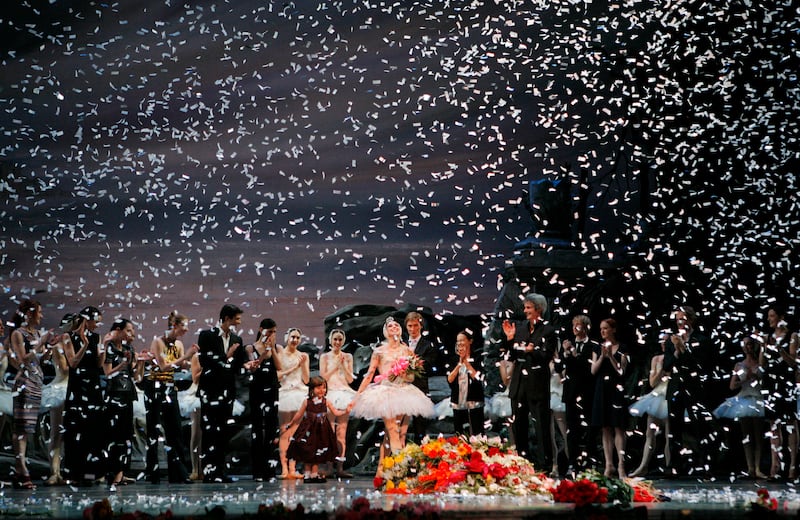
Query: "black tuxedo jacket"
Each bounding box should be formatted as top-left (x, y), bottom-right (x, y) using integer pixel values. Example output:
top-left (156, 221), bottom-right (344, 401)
top-left (409, 335), bottom-right (437, 395)
top-left (197, 327), bottom-right (245, 402)
top-left (558, 338), bottom-right (598, 404)
top-left (503, 320), bottom-right (557, 401)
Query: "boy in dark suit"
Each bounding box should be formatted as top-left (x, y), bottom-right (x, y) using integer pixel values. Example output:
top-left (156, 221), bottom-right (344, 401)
top-left (405, 311), bottom-right (438, 442)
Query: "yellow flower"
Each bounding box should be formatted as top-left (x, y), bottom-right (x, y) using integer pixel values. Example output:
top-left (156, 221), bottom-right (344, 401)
top-left (398, 480), bottom-right (408, 490)
top-left (386, 480), bottom-right (395, 490)
top-left (383, 456), bottom-right (395, 469)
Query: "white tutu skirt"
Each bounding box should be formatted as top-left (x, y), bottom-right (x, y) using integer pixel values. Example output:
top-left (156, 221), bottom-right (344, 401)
top-left (434, 397), bottom-right (453, 419)
top-left (0, 388), bottom-right (12, 416)
top-left (487, 392), bottom-right (513, 420)
top-left (713, 395), bottom-right (764, 419)
top-left (133, 389), bottom-right (147, 422)
top-left (550, 374), bottom-right (565, 413)
top-left (351, 381), bottom-right (435, 420)
top-left (40, 379), bottom-right (68, 412)
top-left (629, 391), bottom-right (668, 420)
top-left (279, 386), bottom-right (308, 412)
top-left (178, 383), bottom-right (201, 417)
top-left (327, 387), bottom-right (356, 410)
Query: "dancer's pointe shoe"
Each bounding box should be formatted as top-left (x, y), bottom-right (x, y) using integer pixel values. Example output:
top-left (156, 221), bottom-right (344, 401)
top-left (754, 470), bottom-right (768, 479)
top-left (617, 465), bottom-right (627, 479)
top-left (603, 466), bottom-right (615, 478)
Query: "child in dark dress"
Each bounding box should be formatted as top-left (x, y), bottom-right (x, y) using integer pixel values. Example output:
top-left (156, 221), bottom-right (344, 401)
top-left (283, 376), bottom-right (354, 482)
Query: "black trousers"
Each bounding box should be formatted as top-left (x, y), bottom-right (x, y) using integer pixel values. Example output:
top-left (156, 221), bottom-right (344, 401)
top-left (106, 395), bottom-right (133, 479)
top-left (250, 389), bottom-right (280, 479)
top-left (144, 380), bottom-right (189, 482)
top-left (63, 400), bottom-right (104, 481)
top-left (511, 395), bottom-right (551, 470)
top-left (667, 389), bottom-right (714, 474)
top-left (200, 393), bottom-right (234, 479)
top-left (453, 407), bottom-right (485, 437)
top-left (565, 397), bottom-right (594, 469)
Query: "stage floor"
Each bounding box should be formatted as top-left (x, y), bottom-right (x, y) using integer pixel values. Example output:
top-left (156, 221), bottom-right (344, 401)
top-left (2, 475), bottom-right (800, 519)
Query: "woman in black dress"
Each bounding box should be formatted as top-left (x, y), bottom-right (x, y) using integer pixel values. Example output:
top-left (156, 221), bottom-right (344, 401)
top-left (760, 307), bottom-right (798, 479)
top-left (244, 318), bottom-right (283, 481)
top-left (591, 318), bottom-right (629, 478)
top-left (103, 318), bottom-right (139, 489)
top-left (62, 306), bottom-right (106, 486)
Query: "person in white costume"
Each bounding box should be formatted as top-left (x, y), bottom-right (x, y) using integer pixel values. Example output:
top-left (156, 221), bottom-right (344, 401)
top-left (351, 317), bottom-right (435, 473)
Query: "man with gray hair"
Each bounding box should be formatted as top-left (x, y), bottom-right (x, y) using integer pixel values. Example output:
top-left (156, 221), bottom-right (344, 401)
top-left (501, 293), bottom-right (557, 471)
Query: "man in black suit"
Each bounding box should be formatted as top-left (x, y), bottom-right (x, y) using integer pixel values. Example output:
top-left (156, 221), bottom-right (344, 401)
top-left (558, 314), bottom-right (598, 473)
top-left (501, 293), bottom-right (557, 470)
top-left (405, 311), bottom-right (438, 442)
top-left (197, 303), bottom-right (244, 483)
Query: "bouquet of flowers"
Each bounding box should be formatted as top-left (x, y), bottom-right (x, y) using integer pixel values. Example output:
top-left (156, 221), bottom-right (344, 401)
top-left (752, 488), bottom-right (778, 513)
top-left (373, 435), bottom-right (554, 496)
top-left (375, 354), bottom-right (425, 383)
top-left (551, 477), bottom-right (608, 506)
top-left (552, 469), bottom-right (660, 506)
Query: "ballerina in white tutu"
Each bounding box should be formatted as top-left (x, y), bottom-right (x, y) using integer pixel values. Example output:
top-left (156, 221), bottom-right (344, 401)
top-left (351, 317), bottom-right (435, 470)
top-left (276, 327), bottom-right (309, 479)
top-left (713, 335), bottom-right (766, 479)
top-left (628, 334), bottom-right (671, 478)
top-left (319, 328), bottom-right (357, 478)
top-left (41, 313), bottom-right (72, 485)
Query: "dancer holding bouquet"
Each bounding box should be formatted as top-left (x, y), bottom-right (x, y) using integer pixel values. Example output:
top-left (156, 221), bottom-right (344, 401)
top-left (352, 317), bottom-right (435, 469)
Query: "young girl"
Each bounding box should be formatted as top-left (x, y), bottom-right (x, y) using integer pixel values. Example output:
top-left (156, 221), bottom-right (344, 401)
top-left (283, 376), bottom-right (354, 483)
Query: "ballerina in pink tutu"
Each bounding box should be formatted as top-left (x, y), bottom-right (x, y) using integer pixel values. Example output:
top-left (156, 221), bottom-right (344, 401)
top-left (351, 317), bottom-right (435, 469)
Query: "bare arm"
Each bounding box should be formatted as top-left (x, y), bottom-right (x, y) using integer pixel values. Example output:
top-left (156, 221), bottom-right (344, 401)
top-left (357, 351), bottom-right (380, 393)
top-left (300, 353), bottom-right (310, 384)
top-left (320, 353), bottom-right (334, 381)
top-left (9, 330), bottom-right (30, 370)
top-left (648, 355), bottom-right (664, 389)
top-left (64, 332), bottom-right (89, 369)
top-left (590, 350), bottom-right (602, 375)
top-left (729, 362), bottom-right (744, 391)
top-left (103, 346), bottom-right (131, 377)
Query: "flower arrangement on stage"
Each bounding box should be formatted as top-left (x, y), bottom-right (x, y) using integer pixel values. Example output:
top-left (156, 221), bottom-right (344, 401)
top-left (374, 353), bottom-right (425, 383)
top-left (373, 435), bottom-right (554, 495)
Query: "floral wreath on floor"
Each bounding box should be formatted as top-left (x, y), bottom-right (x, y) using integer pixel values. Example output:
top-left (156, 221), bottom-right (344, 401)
top-left (374, 435), bottom-right (661, 503)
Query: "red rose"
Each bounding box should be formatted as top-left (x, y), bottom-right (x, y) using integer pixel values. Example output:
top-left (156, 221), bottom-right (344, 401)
top-left (466, 452), bottom-right (488, 474)
top-left (488, 463), bottom-right (510, 479)
top-left (373, 476), bottom-right (385, 488)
